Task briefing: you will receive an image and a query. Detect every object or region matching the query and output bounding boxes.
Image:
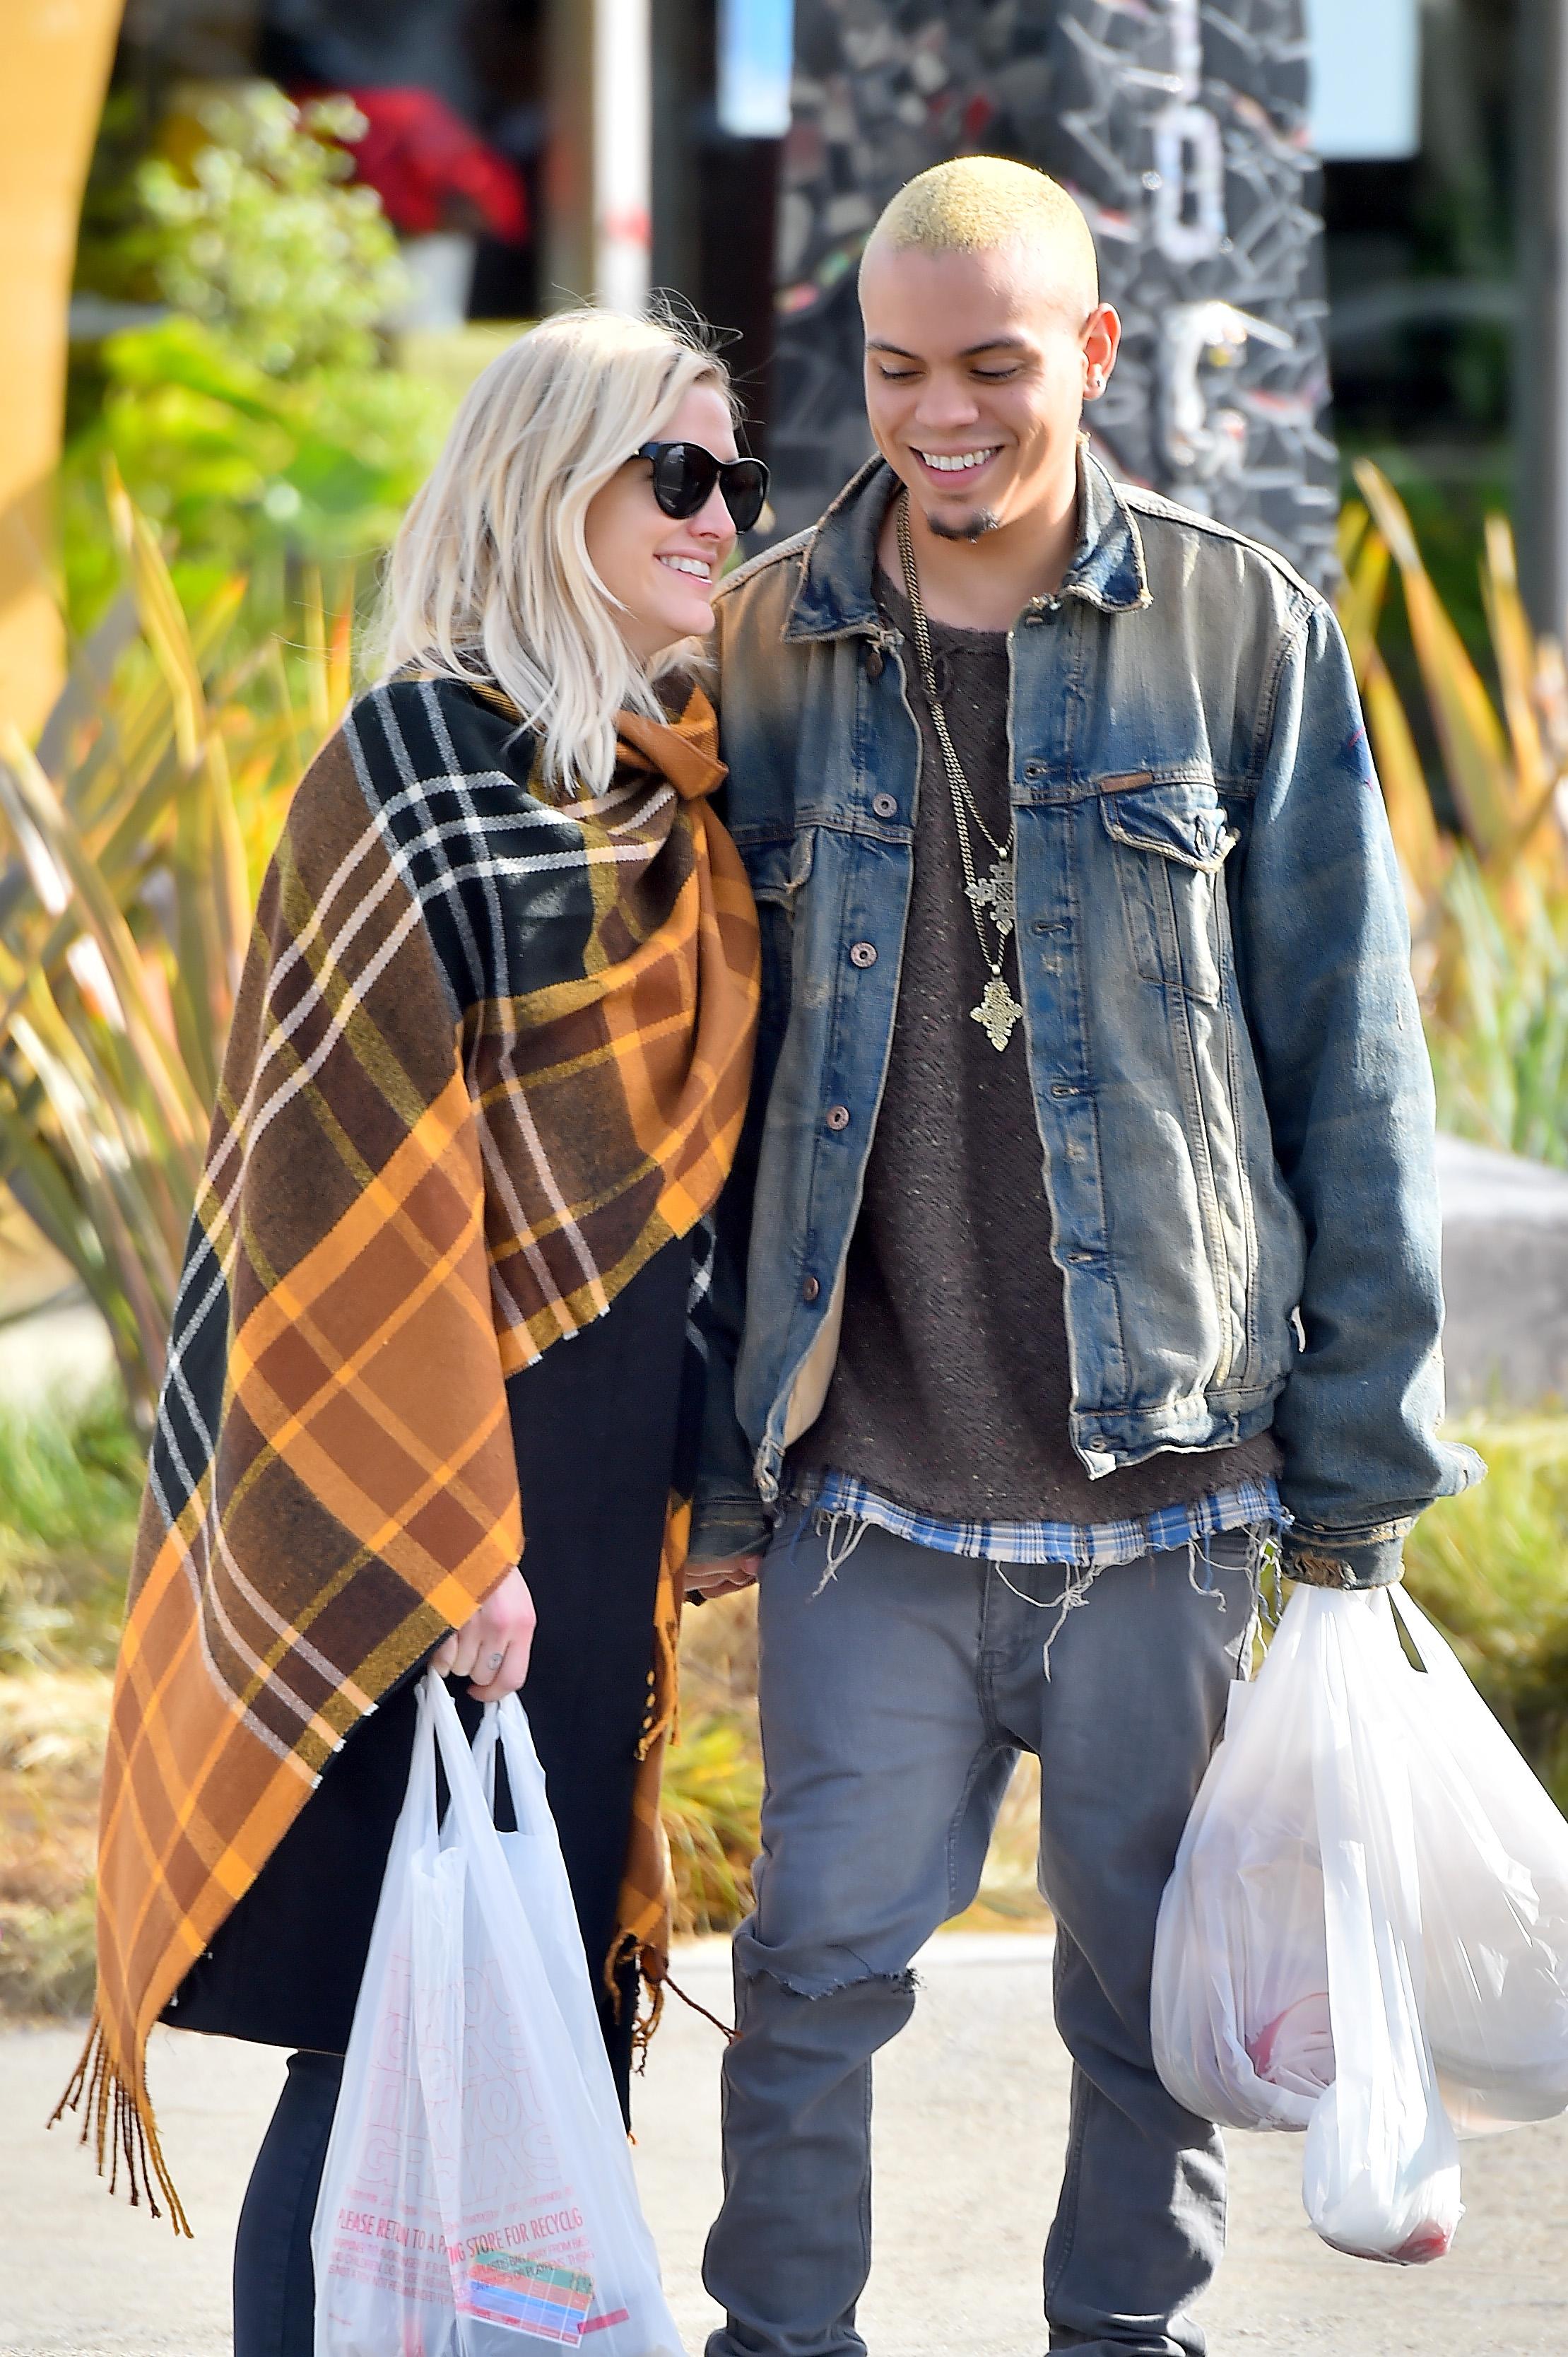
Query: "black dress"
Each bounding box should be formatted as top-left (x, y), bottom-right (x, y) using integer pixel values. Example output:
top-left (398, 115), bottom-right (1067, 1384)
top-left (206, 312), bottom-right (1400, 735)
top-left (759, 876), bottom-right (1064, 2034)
top-left (167, 1233), bottom-right (695, 2108)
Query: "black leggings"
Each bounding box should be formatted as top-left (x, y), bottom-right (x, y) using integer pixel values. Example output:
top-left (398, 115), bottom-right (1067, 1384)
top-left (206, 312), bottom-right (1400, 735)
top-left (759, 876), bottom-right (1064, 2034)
top-left (233, 2051), bottom-right (343, 2357)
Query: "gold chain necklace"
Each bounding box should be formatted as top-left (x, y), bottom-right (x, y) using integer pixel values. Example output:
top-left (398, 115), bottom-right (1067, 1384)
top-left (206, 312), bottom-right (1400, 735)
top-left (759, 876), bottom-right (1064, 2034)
top-left (895, 494), bottom-right (1025, 1053)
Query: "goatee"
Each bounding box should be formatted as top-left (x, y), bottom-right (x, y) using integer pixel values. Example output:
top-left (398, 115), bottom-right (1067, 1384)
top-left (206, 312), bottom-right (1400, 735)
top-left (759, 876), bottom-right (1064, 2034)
top-left (927, 507), bottom-right (1001, 543)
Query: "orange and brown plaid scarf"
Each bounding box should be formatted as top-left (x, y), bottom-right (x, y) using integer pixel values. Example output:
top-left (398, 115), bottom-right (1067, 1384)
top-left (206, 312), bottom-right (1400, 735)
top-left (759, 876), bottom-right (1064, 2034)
top-left (57, 669), bottom-right (758, 2226)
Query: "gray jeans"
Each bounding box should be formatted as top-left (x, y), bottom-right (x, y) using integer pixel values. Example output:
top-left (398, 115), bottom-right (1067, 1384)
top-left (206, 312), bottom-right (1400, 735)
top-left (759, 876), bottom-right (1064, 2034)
top-left (702, 1519), bottom-right (1258, 2357)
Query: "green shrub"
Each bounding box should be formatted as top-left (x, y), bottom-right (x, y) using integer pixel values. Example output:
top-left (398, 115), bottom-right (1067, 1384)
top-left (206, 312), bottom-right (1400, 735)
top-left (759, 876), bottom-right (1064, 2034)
top-left (0, 1394), bottom-right (141, 1675)
top-left (64, 83), bottom-right (445, 630)
top-left (136, 87), bottom-right (406, 380)
top-left (65, 315), bottom-right (446, 626)
top-left (0, 1891), bottom-right (98, 2018)
top-left (1403, 1416), bottom-right (1568, 1809)
top-left (661, 1711), bottom-right (765, 1935)
top-left (1423, 856), bottom-right (1568, 1171)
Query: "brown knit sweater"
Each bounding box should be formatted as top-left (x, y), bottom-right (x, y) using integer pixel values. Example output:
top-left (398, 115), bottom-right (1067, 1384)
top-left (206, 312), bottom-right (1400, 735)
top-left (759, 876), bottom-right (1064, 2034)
top-left (790, 573), bottom-right (1279, 1523)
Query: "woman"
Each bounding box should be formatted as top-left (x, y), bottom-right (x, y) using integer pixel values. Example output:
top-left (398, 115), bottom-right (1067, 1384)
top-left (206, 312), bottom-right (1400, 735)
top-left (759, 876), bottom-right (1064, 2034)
top-left (59, 309), bottom-right (762, 2353)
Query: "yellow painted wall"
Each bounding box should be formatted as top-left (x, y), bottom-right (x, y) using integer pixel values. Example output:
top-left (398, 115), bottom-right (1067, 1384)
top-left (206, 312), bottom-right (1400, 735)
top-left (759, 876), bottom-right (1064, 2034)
top-left (0, 0), bottom-right (123, 737)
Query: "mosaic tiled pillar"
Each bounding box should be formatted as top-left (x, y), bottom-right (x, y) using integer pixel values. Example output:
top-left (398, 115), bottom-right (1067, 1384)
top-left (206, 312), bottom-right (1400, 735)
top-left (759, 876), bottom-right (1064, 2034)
top-left (770, 0), bottom-right (1337, 588)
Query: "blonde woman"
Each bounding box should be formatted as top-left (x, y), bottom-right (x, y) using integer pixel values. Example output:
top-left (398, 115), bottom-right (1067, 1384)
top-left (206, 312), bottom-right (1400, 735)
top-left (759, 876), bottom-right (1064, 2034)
top-left (65, 310), bottom-right (761, 2357)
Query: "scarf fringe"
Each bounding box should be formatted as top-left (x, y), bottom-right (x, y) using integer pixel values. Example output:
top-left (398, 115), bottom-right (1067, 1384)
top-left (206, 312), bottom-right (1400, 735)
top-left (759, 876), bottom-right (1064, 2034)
top-left (635, 1585), bottom-right (681, 1765)
top-left (607, 1495), bottom-right (688, 2067)
top-left (615, 1936), bottom-right (736, 2071)
top-left (49, 2011), bottom-right (191, 2236)
top-left (649, 1961), bottom-right (736, 2045)
top-left (606, 1928), bottom-right (668, 2071)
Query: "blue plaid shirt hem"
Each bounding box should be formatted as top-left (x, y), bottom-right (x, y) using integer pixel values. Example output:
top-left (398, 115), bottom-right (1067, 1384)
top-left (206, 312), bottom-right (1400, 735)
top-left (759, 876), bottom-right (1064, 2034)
top-left (785, 1468), bottom-right (1285, 1568)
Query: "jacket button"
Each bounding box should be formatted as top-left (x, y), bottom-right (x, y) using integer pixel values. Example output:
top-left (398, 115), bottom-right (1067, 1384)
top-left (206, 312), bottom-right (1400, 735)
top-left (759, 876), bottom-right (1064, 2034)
top-left (872, 792), bottom-right (898, 818)
top-left (849, 940), bottom-right (877, 967)
top-left (801, 1274), bottom-right (821, 1303)
top-left (863, 642), bottom-right (885, 678)
top-left (826, 1104), bottom-right (851, 1132)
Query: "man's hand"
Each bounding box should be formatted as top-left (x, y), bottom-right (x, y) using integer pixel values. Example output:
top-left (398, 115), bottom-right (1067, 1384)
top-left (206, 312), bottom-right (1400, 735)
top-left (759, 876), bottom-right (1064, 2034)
top-left (432, 1566), bottom-right (537, 1700)
top-left (685, 1553), bottom-right (763, 1600)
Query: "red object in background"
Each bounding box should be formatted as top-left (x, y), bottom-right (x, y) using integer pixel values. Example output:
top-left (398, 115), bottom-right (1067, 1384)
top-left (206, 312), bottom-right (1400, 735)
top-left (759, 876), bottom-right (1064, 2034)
top-left (337, 86), bottom-right (529, 242)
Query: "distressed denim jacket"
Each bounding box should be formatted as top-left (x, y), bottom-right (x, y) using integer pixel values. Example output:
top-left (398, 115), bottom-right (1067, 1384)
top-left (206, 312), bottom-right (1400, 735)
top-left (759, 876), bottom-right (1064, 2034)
top-left (691, 453), bottom-right (1482, 1585)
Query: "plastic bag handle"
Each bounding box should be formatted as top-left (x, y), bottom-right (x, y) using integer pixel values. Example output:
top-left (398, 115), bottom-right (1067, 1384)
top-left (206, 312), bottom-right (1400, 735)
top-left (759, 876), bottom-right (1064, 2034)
top-left (406, 1669), bottom-right (444, 1841)
top-left (421, 1674), bottom-right (517, 1827)
top-left (1386, 1585), bottom-right (1474, 1692)
top-left (448, 1690), bottom-right (543, 1830)
top-left (490, 1692), bottom-right (556, 1840)
top-left (425, 1674), bottom-right (524, 1890)
top-left (468, 1698), bottom-right (501, 1815)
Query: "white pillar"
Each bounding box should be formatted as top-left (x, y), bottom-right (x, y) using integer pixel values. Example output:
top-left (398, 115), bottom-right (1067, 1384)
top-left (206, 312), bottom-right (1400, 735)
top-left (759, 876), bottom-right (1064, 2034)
top-left (594, 0), bottom-right (652, 312)
top-left (546, 0), bottom-right (652, 315)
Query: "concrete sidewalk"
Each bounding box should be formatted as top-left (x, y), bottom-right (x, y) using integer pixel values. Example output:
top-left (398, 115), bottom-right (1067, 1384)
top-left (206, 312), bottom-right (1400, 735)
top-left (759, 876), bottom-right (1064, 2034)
top-left (3, 1933), bottom-right (1566, 2356)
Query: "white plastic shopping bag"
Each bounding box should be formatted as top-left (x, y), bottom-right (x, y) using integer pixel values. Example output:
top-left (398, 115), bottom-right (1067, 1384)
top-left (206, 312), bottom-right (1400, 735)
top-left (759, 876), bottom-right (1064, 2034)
top-left (314, 1671), bottom-right (684, 2356)
top-left (311, 1676), bottom-right (465, 2356)
top-left (1153, 1587), bottom-right (1463, 2263)
top-left (1391, 1587), bottom-right (1568, 2135)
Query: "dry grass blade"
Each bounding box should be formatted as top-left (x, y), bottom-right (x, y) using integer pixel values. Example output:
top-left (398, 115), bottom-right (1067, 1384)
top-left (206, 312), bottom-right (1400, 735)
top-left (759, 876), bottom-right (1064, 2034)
top-left (0, 729), bottom-right (206, 1171)
top-left (6, 1003), bottom-right (177, 1399)
top-left (1480, 515), bottom-right (1550, 826)
top-left (1336, 497), bottom-right (1371, 580)
top-left (107, 468), bottom-right (252, 1083)
top-left (1364, 649), bottom-right (1449, 917)
top-left (1335, 500), bottom-right (1389, 672)
top-left (1337, 468), bottom-right (1568, 1162)
top-left (1334, 513), bottom-right (1449, 919)
top-left (1355, 459), bottom-right (1519, 854)
top-left (0, 481), bottom-right (358, 1417)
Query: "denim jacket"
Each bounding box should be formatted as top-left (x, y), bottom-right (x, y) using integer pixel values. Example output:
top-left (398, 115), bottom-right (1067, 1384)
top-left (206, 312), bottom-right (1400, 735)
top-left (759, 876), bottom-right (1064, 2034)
top-left (691, 453), bottom-right (1482, 1586)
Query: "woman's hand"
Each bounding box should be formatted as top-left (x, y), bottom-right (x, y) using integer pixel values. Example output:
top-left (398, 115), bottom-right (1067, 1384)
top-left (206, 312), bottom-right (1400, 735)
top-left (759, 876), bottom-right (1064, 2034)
top-left (684, 1553), bottom-right (763, 1600)
top-left (432, 1567), bottom-right (537, 1700)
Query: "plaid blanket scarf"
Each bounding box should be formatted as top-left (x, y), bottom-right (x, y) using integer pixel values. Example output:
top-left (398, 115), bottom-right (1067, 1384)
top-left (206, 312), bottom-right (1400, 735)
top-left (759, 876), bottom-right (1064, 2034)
top-left (58, 669), bottom-right (758, 2227)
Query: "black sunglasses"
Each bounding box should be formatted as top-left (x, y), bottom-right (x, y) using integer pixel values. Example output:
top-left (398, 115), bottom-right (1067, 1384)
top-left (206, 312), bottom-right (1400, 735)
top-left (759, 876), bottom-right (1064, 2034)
top-left (635, 442), bottom-right (770, 534)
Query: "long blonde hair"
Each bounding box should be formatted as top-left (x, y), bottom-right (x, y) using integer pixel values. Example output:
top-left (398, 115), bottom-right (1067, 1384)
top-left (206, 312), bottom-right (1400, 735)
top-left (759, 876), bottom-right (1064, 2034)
top-left (378, 308), bottom-right (734, 792)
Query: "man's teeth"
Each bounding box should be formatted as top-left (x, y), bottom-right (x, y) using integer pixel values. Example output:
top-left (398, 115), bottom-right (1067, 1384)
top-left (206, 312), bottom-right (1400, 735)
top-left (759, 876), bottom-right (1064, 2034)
top-left (659, 556), bottom-right (712, 579)
top-left (918, 449), bottom-right (997, 474)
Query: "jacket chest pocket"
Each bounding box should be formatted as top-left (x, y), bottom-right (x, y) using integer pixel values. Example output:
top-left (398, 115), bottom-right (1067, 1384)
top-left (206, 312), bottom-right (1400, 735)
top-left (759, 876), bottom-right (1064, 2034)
top-left (743, 829), bottom-right (815, 917)
top-left (741, 830), bottom-right (815, 1029)
top-left (1098, 777), bottom-right (1237, 1004)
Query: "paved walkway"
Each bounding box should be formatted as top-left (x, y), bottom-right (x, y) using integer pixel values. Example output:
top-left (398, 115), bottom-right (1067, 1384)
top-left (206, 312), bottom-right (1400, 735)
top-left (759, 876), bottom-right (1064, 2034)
top-left (4, 1934), bottom-right (1566, 2356)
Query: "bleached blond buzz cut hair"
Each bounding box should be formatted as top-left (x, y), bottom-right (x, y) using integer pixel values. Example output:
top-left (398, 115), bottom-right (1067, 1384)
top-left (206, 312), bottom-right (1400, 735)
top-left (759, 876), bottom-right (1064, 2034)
top-left (864, 156), bottom-right (1100, 315)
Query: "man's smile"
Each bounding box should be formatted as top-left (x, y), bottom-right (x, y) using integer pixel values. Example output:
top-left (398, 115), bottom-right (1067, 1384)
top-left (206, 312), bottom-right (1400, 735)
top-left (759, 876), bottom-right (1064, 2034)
top-left (912, 446), bottom-right (1002, 478)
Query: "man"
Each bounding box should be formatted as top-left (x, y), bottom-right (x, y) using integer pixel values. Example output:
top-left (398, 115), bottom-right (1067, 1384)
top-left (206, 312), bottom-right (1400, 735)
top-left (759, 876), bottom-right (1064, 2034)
top-left (685, 157), bottom-right (1480, 2357)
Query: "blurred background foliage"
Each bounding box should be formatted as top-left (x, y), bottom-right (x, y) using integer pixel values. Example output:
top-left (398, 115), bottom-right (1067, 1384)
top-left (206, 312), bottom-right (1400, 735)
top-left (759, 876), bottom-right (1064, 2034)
top-left (1338, 460), bottom-right (1568, 1168)
top-left (136, 87), bottom-right (407, 376)
top-left (0, 478), bottom-right (353, 1424)
top-left (64, 82), bottom-right (448, 633)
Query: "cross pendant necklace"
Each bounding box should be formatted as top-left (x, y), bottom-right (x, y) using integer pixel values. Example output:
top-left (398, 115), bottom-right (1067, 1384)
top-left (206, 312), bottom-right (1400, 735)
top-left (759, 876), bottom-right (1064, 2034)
top-left (895, 496), bottom-right (1025, 1052)
top-left (967, 858), bottom-right (1017, 939)
top-left (972, 974), bottom-right (1023, 1052)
